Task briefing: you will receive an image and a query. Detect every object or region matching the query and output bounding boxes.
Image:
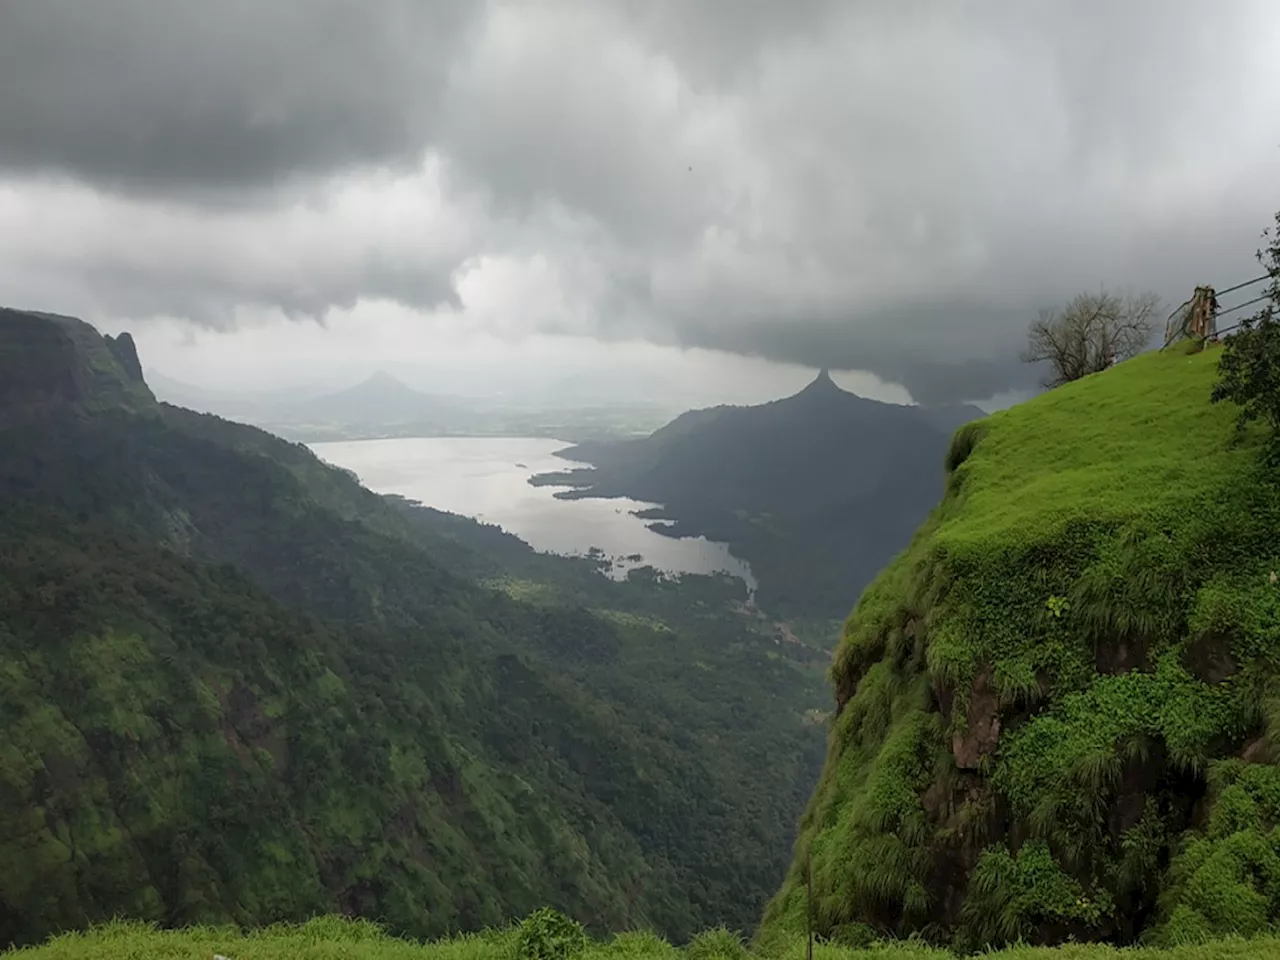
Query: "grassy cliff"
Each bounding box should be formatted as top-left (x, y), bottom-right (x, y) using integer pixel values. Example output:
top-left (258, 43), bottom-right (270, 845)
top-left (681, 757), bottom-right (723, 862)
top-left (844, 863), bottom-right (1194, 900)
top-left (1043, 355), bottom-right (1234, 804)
top-left (761, 344), bottom-right (1280, 949)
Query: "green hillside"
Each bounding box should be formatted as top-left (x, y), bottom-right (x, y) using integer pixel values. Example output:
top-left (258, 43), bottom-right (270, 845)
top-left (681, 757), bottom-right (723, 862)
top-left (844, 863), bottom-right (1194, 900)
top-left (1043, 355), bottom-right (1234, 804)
top-left (533, 370), bottom-right (965, 620)
top-left (761, 343), bottom-right (1280, 950)
top-left (0, 308), bottom-right (825, 948)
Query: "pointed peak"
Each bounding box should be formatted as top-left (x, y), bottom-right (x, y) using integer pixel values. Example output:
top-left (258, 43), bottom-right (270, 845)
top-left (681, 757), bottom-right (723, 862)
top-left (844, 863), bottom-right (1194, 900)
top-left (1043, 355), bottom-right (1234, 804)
top-left (800, 366), bottom-right (840, 394)
top-left (104, 331), bottom-right (145, 384)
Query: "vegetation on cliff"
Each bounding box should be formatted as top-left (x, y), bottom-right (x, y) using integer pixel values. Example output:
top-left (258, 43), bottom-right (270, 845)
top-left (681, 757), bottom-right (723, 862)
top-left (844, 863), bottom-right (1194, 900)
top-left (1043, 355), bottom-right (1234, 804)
top-left (762, 342), bottom-right (1280, 949)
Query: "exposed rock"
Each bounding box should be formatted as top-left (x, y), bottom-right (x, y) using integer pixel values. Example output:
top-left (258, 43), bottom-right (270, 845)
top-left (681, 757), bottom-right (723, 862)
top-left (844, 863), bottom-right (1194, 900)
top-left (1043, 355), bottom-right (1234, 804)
top-left (1242, 735), bottom-right (1273, 764)
top-left (105, 331), bottom-right (146, 382)
top-left (0, 307), bottom-right (155, 415)
top-left (1095, 632), bottom-right (1150, 674)
top-left (1184, 632), bottom-right (1237, 684)
top-left (952, 667), bottom-right (1001, 770)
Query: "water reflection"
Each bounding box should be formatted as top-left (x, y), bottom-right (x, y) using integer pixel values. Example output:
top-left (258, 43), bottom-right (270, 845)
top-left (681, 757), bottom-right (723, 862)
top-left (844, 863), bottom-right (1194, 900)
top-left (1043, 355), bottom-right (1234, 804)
top-left (309, 436), bottom-right (757, 594)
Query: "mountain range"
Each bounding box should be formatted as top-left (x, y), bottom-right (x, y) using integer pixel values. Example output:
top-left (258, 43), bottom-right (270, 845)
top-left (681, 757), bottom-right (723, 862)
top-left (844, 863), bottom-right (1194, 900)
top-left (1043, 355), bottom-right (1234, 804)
top-left (278, 370), bottom-right (459, 425)
top-left (534, 369), bottom-right (983, 620)
top-left (148, 369), bottom-right (676, 444)
top-left (0, 306), bottom-right (826, 947)
top-left (145, 369), bottom-right (456, 427)
top-left (8, 302), bottom-right (1277, 954)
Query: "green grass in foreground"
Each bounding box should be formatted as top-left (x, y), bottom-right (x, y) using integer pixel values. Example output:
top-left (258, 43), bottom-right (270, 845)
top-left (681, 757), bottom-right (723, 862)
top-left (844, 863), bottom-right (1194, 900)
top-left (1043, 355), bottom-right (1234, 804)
top-left (5, 917), bottom-right (1280, 960)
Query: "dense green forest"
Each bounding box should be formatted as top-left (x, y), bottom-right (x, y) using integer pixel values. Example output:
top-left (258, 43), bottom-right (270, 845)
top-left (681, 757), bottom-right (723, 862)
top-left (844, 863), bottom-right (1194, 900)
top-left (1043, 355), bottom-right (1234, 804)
top-left (0, 307), bottom-right (827, 948)
top-left (531, 370), bottom-right (976, 621)
top-left (762, 339), bottom-right (1280, 951)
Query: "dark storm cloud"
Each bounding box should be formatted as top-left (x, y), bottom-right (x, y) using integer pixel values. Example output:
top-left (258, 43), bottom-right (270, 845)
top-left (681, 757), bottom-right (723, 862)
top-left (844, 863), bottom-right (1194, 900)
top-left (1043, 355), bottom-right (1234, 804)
top-left (0, 0), bottom-right (478, 194)
top-left (672, 305), bottom-right (1045, 406)
top-left (1, 0), bottom-right (1277, 403)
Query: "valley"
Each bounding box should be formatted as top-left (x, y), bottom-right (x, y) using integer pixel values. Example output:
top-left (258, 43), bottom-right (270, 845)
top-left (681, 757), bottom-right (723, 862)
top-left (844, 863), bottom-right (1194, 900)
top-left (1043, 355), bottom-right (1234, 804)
top-left (7, 289), bottom-right (1280, 956)
top-left (0, 307), bottom-right (829, 948)
top-left (308, 435), bottom-right (757, 594)
top-left (529, 370), bottom-right (978, 621)
top-left (3, 6), bottom-right (1277, 956)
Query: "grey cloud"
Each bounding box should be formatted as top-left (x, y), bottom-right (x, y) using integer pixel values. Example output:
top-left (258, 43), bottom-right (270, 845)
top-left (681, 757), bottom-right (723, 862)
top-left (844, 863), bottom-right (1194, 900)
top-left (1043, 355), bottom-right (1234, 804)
top-left (670, 303), bottom-right (1044, 406)
top-left (0, 255), bottom-right (459, 334)
top-left (1, 0), bottom-right (1278, 404)
top-left (0, 0), bottom-right (478, 194)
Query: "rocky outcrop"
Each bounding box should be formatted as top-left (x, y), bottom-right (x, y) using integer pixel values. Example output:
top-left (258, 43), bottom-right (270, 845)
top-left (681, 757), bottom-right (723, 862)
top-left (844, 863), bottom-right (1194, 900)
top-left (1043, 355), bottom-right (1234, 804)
top-left (105, 331), bottom-right (146, 383)
top-left (951, 667), bottom-right (1001, 770)
top-left (0, 307), bottom-right (155, 416)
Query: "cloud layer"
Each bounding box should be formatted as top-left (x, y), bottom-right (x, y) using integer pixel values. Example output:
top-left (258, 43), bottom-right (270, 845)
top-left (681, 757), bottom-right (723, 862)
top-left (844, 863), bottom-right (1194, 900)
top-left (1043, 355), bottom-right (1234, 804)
top-left (2, 0), bottom-right (1278, 402)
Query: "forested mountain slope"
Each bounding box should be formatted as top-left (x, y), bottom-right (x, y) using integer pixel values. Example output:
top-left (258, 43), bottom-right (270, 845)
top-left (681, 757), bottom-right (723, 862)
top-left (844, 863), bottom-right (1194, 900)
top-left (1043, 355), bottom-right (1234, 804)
top-left (0, 307), bottom-right (825, 948)
top-left (761, 345), bottom-right (1280, 950)
top-left (534, 371), bottom-right (981, 620)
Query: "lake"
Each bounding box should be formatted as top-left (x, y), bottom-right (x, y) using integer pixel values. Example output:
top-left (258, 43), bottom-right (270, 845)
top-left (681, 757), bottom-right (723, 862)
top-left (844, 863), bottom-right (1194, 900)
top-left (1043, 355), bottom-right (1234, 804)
top-left (308, 436), bottom-right (757, 594)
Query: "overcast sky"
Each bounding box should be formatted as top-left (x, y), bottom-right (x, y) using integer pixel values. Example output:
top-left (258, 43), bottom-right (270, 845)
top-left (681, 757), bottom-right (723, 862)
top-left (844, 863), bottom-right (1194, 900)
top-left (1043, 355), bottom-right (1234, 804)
top-left (1, 1), bottom-right (1278, 407)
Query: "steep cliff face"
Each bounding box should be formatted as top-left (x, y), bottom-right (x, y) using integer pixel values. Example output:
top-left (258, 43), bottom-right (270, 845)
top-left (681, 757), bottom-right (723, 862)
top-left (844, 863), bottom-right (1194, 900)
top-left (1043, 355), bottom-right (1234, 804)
top-left (0, 307), bottom-right (155, 414)
top-left (762, 345), bottom-right (1280, 950)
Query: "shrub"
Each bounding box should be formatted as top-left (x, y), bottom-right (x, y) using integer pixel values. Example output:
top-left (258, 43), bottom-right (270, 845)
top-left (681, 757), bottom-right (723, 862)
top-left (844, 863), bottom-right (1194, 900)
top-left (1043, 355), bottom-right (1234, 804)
top-left (1212, 210), bottom-right (1280, 463)
top-left (516, 909), bottom-right (588, 960)
top-left (684, 926), bottom-right (749, 960)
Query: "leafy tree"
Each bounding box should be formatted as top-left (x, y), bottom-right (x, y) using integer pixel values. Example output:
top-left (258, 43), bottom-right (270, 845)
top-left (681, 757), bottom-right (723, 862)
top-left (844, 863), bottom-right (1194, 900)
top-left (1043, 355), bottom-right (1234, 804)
top-left (1023, 289), bottom-right (1160, 387)
top-left (1211, 209), bottom-right (1280, 460)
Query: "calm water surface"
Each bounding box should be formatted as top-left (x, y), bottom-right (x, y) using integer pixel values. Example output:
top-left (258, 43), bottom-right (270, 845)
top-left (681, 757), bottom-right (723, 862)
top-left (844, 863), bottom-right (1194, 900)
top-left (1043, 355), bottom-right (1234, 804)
top-left (309, 436), bottom-right (757, 593)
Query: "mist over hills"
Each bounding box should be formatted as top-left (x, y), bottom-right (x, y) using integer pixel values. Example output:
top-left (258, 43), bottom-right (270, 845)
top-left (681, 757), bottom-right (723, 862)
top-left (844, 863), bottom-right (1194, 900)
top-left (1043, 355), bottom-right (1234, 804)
top-left (147, 367), bottom-right (679, 444)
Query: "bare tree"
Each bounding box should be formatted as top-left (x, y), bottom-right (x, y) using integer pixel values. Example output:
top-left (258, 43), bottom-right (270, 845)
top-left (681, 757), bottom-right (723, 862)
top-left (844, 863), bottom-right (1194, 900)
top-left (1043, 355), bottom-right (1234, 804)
top-left (1022, 289), bottom-right (1161, 387)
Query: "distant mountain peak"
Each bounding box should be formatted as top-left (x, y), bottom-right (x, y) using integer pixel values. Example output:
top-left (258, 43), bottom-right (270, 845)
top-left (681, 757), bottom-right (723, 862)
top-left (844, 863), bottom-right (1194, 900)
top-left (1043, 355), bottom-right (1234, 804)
top-left (797, 366), bottom-right (844, 398)
top-left (289, 367), bottom-right (450, 425)
top-left (362, 370), bottom-right (408, 389)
